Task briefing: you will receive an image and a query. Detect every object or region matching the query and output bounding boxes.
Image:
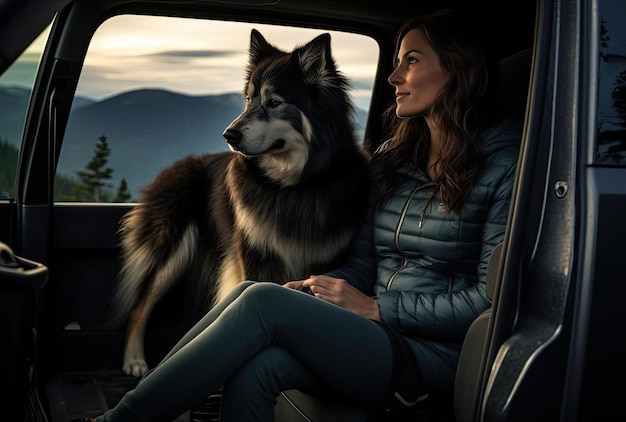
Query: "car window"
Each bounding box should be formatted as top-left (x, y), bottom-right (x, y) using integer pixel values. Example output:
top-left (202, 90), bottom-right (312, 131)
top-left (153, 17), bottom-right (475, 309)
top-left (0, 26), bottom-right (51, 199)
top-left (54, 15), bottom-right (379, 202)
top-left (597, 0), bottom-right (626, 166)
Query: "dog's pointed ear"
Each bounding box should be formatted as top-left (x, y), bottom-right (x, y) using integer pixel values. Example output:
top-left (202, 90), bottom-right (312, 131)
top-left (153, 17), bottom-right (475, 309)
top-left (248, 29), bottom-right (282, 67)
top-left (293, 33), bottom-right (336, 86)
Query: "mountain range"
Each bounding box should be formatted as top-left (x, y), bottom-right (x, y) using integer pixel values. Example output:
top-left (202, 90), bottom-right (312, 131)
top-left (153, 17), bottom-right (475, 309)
top-left (0, 87), bottom-right (367, 198)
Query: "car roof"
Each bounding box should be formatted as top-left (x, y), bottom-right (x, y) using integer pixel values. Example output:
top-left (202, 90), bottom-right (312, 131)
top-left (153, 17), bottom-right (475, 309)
top-left (0, 0), bottom-right (535, 75)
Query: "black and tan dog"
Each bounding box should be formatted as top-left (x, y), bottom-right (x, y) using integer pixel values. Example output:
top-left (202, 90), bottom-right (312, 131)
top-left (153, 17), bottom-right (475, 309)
top-left (111, 29), bottom-right (371, 377)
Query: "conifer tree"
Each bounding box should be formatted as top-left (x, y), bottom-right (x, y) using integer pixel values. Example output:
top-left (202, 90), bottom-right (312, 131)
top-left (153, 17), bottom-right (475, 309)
top-left (75, 134), bottom-right (113, 201)
top-left (113, 177), bottom-right (132, 203)
top-left (0, 137), bottom-right (18, 198)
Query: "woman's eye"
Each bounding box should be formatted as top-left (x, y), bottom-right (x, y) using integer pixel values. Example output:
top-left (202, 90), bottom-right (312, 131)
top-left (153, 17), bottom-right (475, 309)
top-left (408, 57), bottom-right (418, 65)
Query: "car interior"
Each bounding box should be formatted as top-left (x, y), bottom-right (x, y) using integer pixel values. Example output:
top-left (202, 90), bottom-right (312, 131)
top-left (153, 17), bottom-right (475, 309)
top-left (0, 0), bottom-right (540, 421)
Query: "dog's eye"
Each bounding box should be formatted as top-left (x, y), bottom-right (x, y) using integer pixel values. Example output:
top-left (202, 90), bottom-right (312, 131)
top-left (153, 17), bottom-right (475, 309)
top-left (267, 98), bottom-right (282, 108)
top-left (245, 96), bottom-right (250, 103)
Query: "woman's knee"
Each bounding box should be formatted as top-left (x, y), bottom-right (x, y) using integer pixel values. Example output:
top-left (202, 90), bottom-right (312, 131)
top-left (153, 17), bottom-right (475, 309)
top-left (238, 281), bottom-right (290, 307)
top-left (231, 282), bottom-right (302, 326)
top-left (232, 280), bottom-right (257, 295)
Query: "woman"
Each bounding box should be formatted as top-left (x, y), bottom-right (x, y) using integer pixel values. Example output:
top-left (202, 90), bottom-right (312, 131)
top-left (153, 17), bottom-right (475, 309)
top-left (74, 9), bottom-right (521, 422)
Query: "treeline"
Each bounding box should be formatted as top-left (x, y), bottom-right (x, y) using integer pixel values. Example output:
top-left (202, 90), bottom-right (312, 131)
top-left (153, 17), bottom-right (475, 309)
top-left (0, 138), bottom-right (18, 198)
top-left (0, 135), bottom-right (133, 202)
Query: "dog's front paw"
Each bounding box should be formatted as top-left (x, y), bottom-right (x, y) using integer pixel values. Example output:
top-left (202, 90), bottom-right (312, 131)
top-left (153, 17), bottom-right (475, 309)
top-left (123, 358), bottom-right (149, 378)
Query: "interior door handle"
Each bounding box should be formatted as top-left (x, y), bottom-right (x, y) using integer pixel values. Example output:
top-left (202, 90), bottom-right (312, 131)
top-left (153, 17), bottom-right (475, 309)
top-left (0, 242), bottom-right (48, 293)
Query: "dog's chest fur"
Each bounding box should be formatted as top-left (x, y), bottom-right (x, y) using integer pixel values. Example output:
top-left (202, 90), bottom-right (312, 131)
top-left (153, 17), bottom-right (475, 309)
top-left (223, 158), bottom-right (354, 277)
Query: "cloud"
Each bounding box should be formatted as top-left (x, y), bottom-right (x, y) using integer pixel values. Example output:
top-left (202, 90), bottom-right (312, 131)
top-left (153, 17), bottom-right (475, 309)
top-left (2, 14), bottom-right (379, 111)
top-left (148, 50), bottom-right (238, 59)
top-left (0, 58), bottom-right (39, 88)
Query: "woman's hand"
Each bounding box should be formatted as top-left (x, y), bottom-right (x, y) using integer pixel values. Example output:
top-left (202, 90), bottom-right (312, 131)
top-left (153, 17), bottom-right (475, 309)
top-left (286, 275), bottom-right (381, 321)
top-left (283, 280), bottom-right (305, 290)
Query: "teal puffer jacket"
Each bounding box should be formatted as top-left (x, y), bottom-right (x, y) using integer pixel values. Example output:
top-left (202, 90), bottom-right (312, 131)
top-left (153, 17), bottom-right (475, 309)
top-left (327, 118), bottom-right (521, 344)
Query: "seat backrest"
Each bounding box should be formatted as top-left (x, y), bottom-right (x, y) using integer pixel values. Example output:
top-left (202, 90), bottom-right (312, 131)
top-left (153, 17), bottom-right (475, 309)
top-left (453, 242), bottom-right (503, 422)
top-left (454, 46), bottom-right (531, 422)
top-left (498, 48), bottom-right (533, 120)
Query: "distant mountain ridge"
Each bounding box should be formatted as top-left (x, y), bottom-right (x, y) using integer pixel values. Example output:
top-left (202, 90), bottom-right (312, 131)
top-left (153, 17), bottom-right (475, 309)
top-left (0, 86), bottom-right (367, 198)
top-left (58, 89), bottom-right (247, 197)
top-left (0, 86), bottom-right (32, 144)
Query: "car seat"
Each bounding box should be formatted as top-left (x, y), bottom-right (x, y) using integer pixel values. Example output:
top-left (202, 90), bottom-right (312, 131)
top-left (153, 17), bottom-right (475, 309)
top-left (453, 243), bottom-right (503, 422)
top-left (497, 48), bottom-right (533, 121)
top-left (453, 48), bottom-right (533, 422)
top-left (273, 245), bottom-right (506, 422)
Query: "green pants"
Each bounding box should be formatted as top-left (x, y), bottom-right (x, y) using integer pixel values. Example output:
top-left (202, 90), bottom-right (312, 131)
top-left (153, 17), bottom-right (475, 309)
top-left (96, 281), bottom-right (394, 421)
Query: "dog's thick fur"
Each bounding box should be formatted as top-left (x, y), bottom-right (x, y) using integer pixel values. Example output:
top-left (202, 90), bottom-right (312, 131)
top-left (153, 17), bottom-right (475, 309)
top-left (112, 29), bottom-right (371, 377)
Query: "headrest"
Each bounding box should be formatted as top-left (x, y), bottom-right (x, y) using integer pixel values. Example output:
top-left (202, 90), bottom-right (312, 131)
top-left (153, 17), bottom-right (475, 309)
top-left (498, 48), bottom-right (533, 119)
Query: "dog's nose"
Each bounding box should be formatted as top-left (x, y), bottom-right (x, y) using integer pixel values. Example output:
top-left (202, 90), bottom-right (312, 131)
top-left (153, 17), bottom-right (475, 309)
top-left (223, 128), bottom-right (242, 146)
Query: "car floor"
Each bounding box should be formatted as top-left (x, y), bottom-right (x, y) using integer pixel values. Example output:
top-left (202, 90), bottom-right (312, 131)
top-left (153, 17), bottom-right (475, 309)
top-left (43, 371), bottom-right (455, 422)
top-left (44, 370), bottom-right (191, 422)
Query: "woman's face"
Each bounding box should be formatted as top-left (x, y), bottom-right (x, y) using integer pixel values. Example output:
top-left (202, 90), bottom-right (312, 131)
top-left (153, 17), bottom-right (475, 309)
top-left (388, 28), bottom-right (448, 118)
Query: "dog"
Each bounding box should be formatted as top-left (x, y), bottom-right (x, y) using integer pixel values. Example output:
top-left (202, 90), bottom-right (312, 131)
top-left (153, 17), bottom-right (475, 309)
top-left (111, 29), bottom-right (372, 377)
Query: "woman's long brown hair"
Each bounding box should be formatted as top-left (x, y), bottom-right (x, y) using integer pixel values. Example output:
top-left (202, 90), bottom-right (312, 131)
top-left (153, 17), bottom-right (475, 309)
top-left (371, 9), bottom-right (492, 212)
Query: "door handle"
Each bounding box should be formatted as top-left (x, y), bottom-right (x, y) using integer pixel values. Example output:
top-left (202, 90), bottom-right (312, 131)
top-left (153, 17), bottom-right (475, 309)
top-left (0, 242), bottom-right (48, 293)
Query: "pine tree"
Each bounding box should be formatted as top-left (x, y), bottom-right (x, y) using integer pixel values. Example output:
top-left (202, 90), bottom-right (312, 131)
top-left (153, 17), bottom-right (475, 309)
top-left (612, 70), bottom-right (626, 130)
top-left (76, 134), bottom-right (114, 201)
top-left (113, 177), bottom-right (132, 203)
top-left (54, 173), bottom-right (81, 201)
top-left (0, 137), bottom-right (18, 198)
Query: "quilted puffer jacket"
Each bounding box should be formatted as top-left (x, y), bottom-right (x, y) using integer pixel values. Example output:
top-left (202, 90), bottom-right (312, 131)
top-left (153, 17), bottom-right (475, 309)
top-left (327, 117), bottom-right (521, 345)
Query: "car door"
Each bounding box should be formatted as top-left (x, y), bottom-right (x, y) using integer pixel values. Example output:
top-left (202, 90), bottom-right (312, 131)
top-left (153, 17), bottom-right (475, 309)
top-left (473, 0), bottom-right (626, 420)
top-left (0, 11), bottom-right (56, 422)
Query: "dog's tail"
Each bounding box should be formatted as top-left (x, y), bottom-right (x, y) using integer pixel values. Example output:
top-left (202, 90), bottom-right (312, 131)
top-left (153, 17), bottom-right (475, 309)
top-left (105, 206), bottom-right (201, 329)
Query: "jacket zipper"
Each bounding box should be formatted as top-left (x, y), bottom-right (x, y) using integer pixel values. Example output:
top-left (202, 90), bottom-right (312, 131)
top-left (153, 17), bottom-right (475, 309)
top-left (386, 182), bottom-right (436, 290)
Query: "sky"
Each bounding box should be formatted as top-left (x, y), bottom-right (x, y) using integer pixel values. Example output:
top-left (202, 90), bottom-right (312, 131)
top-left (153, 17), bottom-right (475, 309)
top-left (0, 15), bottom-right (380, 110)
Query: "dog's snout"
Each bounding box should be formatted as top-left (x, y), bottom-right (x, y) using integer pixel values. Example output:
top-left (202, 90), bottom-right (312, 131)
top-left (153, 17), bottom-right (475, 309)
top-left (223, 128), bottom-right (242, 146)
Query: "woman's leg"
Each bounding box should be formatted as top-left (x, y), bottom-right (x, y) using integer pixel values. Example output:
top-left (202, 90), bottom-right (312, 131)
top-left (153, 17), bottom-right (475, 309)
top-left (220, 346), bottom-right (325, 422)
top-left (96, 282), bottom-right (393, 422)
top-left (155, 281), bottom-right (256, 365)
top-left (134, 281), bottom-right (256, 383)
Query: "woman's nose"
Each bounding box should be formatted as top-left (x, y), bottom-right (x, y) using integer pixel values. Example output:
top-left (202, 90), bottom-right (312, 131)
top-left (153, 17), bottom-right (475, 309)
top-left (388, 68), bottom-right (400, 86)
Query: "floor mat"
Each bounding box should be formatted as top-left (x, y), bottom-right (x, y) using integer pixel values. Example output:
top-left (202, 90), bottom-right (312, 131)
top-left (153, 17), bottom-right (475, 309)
top-left (46, 371), bottom-right (188, 422)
